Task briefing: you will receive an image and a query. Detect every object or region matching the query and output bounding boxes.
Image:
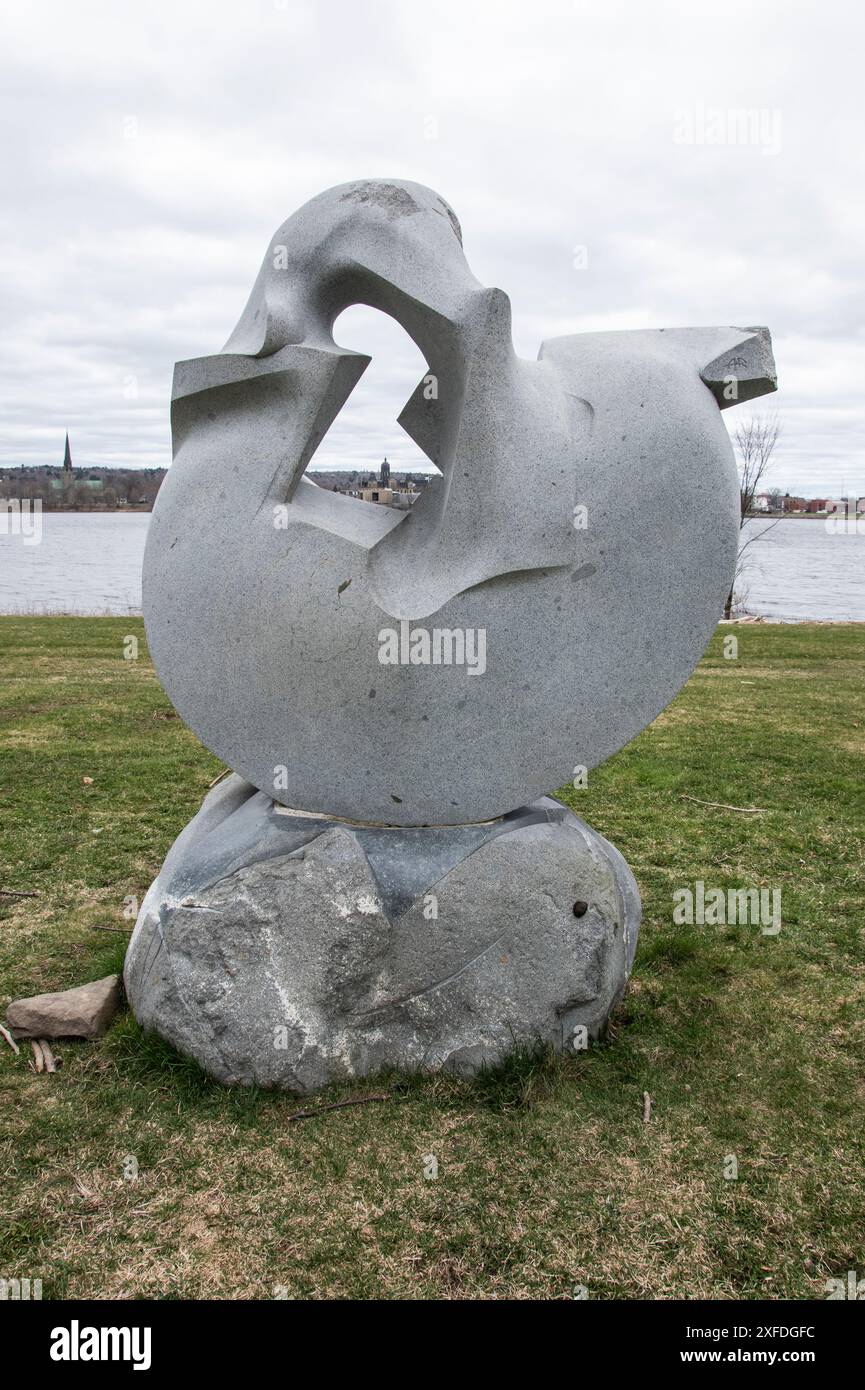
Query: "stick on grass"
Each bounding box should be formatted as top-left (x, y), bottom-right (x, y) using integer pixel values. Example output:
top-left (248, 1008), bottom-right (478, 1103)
top-left (680, 795), bottom-right (768, 814)
top-left (286, 1093), bottom-right (391, 1123)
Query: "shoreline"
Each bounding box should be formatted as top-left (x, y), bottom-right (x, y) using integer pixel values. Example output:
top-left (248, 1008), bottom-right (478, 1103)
top-left (1, 610), bottom-right (864, 626)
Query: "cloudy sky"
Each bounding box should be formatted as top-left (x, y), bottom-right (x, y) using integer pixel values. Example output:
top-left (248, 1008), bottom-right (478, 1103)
top-left (1, 0), bottom-right (862, 493)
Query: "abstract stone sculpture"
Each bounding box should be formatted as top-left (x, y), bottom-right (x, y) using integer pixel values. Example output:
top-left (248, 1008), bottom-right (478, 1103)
top-left (126, 179), bottom-right (776, 1091)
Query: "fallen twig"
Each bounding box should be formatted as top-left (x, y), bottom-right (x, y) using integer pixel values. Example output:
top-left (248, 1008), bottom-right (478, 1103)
top-left (0, 1022), bottom-right (20, 1055)
top-left (680, 794), bottom-right (768, 815)
top-left (286, 1092), bottom-right (391, 1123)
top-left (207, 769), bottom-right (231, 789)
top-left (0, 888), bottom-right (39, 898)
top-left (38, 1040), bottom-right (59, 1073)
top-left (31, 1040), bottom-right (44, 1074)
top-left (89, 924), bottom-right (133, 934)
top-left (643, 1091), bottom-right (652, 1124)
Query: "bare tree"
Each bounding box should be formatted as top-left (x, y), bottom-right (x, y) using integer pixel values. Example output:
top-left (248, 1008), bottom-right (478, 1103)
top-left (724, 415), bottom-right (781, 619)
top-left (767, 486), bottom-right (784, 513)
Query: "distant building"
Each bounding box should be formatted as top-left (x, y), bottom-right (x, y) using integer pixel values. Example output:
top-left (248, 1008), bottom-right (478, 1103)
top-left (782, 494), bottom-right (806, 513)
top-left (307, 467), bottom-right (432, 507)
top-left (361, 485), bottom-right (393, 506)
top-left (63, 433), bottom-right (73, 473)
top-left (752, 493), bottom-right (771, 512)
top-left (360, 483), bottom-right (421, 510)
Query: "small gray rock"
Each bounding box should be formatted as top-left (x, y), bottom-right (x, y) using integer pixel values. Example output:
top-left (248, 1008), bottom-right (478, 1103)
top-left (5, 975), bottom-right (122, 1040)
top-left (125, 777), bottom-right (640, 1093)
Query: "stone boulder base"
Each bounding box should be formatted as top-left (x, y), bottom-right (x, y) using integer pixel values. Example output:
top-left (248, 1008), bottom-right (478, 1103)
top-left (125, 777), bottom-right (640, 1094)
top-left (6, 974), bottom-right (121, 1040)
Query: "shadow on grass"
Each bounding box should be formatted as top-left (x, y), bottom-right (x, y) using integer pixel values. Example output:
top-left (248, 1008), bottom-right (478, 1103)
top-left (468, 1040), bottom-right (560, 1112)
top-left (106, 1014), bottom-right (254, 1109)
top-left (105, 1014), bottom-right (572, 1120)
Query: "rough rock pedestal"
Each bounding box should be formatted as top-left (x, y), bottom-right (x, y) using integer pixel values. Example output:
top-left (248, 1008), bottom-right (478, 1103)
top-left (125, 777), bottom-right (639, 1093)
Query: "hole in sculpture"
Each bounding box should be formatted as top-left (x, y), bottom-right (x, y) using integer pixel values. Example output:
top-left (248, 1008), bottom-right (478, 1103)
top-left (305, 306), bottom-right (442, 493)
top-left (573, 901), bottom-right (589, 918)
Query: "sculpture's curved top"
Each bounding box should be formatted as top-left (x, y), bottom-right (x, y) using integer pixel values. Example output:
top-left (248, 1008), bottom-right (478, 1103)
top-left (143, 178), bottom-right (776, 825)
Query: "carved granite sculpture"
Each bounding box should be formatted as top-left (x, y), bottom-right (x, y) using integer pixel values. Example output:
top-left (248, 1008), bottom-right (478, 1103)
top-left (125, 178), bottom-right (777, 1091)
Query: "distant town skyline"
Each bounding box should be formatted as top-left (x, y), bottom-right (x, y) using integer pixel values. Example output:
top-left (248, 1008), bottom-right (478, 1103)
top-left (0, 2), bottom-right (863, 493)
top-left (0, 431), bottom-right (859, 499)
top-left (2, 444), bottom-right (858, 505)
top-left (2, 437), bottom-right (443, 477)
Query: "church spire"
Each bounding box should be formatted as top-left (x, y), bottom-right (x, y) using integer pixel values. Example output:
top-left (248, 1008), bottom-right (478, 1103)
top-left (63, 432), bottom-right (73, 472)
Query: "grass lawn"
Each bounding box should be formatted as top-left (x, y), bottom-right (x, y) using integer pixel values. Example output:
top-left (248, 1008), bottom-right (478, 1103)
top-left (0, 617), bottom-right (862, 1300)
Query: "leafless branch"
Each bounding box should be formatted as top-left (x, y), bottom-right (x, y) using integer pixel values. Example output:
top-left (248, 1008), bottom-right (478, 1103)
top-left (733, 415), bottom-right (782, 520)
top-left (724, 414), bottom-right (782, 618)
top-left (738, 517), bottom-right (783, 560)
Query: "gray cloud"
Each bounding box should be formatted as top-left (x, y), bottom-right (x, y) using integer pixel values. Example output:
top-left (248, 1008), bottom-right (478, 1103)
top-left (1, 0), bottom-right (863, 492)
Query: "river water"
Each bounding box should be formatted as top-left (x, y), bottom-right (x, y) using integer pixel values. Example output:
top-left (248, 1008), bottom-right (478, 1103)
top-left (0, 512), bottom-right (863, 621)
top-left (737, 517), bottom-right (865, 622)
top-left (0, 512), bottom-right (148, 616)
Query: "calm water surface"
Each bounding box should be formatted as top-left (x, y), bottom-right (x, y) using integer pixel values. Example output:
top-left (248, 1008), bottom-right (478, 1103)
top-left (0, 513), bottom-right (148, 615)
top-left (739, 517), bottom-right (865, 622)
top-left (0, 513), bottom-right (862, 621)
